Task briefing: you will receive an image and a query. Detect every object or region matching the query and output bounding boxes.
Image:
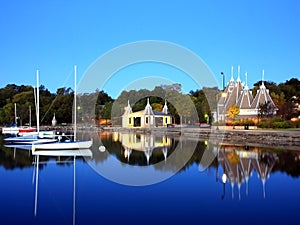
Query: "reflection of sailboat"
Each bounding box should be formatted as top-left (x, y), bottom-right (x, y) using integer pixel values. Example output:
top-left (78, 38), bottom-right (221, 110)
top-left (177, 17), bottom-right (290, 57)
top-left (32, 149), bottom-right (92, 225)
top-left (120, 133), bottom-right (171, 164)
top-left (32, 65), bottom-right (92, 150)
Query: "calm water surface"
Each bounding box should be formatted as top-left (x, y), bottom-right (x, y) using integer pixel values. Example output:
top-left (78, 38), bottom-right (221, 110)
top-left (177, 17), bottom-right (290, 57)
top-left (0, 132), bottom-right (300, 225)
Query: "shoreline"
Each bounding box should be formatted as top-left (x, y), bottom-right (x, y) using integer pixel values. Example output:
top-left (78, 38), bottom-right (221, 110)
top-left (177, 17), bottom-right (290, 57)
top-left (2, 125), bottom-right (300, 150)
top-left (101, 126), bottom-right (300, 150)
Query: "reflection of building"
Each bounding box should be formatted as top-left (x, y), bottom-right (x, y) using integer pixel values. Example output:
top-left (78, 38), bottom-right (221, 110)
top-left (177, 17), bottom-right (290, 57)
top-left (122, 98), bottom-right (171, 128)
top-left (216, 145), bottom-right (278, 199)
top-left (216, 67), bottom-right (277, 121)
top-left (118, 132), bottom-right (171, 164)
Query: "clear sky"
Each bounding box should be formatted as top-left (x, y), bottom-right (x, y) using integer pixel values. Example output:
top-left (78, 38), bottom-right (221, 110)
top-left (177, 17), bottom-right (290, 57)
top-left (0, 0), bottom-right (299, 98)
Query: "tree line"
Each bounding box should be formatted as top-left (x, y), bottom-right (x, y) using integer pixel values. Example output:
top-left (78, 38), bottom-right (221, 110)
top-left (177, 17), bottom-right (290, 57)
top-left (0, 77), bottom-right (299, 126)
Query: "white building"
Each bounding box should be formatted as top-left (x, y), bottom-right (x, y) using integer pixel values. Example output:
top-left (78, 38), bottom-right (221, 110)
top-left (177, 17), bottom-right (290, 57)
top-left (122, 98), bottom-right (171, 128)
top-left (216, 67), bottom-right (277, 121)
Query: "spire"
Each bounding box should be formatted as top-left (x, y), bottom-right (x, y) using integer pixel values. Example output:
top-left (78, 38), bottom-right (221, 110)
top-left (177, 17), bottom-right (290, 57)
top-left (245, 72), bottom-right (248, 89)
top-left (261, 69), bottom-right (265, 87)
top-left (230, 66), bottom-right (234, 82)
top-left (236, 65), bottom-right (241, 82)
top-left (162, 100), bottom-right (168, 114)
top-left (146, 98), bottom-right (151, 107)
top-left (124, 100), bottom-right (132, 115)
top-left (144, 98), bottom-right (153, 115)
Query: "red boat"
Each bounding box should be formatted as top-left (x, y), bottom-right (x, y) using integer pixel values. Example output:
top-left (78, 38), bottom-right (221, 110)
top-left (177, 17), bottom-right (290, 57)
top-left (18, 127), bottom-right (37, 133)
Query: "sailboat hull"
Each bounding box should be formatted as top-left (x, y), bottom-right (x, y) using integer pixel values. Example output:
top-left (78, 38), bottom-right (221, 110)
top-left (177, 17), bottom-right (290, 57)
top-left (5, 135), bottom-right (57, 145)
top-left (32, 139), bottom-right (93, 150)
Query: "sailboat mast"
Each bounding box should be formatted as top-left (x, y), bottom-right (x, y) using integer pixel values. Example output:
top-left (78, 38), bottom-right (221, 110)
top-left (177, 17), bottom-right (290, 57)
top-left (29, 105), bottom-right (32, 127)
top-left (74, 65), bottom-right (77, 142)
top-left (14, 103), bottom-right (17, 126)
top-left (36, 70), bottom-right (40, 133)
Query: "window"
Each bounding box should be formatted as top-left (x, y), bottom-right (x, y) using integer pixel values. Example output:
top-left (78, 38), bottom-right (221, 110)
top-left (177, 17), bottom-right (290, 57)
top-left (146, 117), bottom-right (149, 124)
top-left (165, 117), bottom-right (168, 123)
top-left (129, 118), bottom-right (131, 124)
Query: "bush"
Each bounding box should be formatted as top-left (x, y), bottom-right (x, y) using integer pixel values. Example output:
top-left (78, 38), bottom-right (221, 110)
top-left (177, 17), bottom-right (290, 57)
top-left (232, 119), bottom-right (256, 126)
top-left (271, 117), bottom-right (286, 123)
top-left (257, 120), bottom-right (271, 128)
top-left (257, 117), bottom-right (291, 129)
top-left (272, 121), bottom-right (291, 129)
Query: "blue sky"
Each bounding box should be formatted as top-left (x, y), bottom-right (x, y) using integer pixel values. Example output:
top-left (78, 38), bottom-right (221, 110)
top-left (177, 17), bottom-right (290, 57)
top-left (0, 0), bottom-right (299, 98)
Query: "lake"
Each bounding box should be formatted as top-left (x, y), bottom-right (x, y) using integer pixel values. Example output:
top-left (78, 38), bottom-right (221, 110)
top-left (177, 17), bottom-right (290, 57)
top-left (0, 131), bottom-right (300, 225)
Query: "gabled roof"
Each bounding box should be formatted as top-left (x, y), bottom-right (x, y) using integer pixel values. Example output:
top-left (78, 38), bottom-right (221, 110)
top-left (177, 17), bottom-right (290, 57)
top-left (251, 82), bottom-right (277, 109)
top-left (237, 87), bottom-right (253, 109)
top-left (144, 98), bottom-right (154, 115)
top-left (123, 98), bottom-right (169, 117)
top-left (152, 110), bottom-right (168, 116)
top-left (123, 100), bottom-right (132, 115)
top-left (221, 80), bottom-right (243, 113)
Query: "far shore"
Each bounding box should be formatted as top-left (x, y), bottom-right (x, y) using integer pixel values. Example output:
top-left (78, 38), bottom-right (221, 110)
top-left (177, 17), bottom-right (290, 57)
top-left (1, 125), bottom-right (300, 150)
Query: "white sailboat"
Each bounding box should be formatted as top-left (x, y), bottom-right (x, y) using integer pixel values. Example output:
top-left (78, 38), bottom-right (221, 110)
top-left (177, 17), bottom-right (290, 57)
top-left (2, 103), bottom-right (20, 136)
top-left (1, 104), bottom-right (37, 136)
top-left (5, 71), bottom-right (56, 144)
top-left (32, 65), bottom-right (93, 151)
top-left (5, 70), bottom-right (57, 145)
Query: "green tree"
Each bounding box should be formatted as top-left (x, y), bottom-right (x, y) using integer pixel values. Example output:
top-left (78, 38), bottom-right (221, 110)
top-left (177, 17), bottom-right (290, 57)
top-left (258, 101), bottom-right (276, 119)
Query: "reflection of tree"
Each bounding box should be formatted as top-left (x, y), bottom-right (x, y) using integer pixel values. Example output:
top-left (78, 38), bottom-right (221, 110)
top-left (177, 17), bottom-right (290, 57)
top-left (227, 150), bottom-right (240, 165)
top-left (273, 152), bottom-right (300, 178)
top-left (97, 133), bottom-right (209, 172)
top-left (0, 147), bottom-right (86, 170)
top-left (3, 134), bottom-right (300, 181)
top-left (0, 148), bottom-right (32, 170)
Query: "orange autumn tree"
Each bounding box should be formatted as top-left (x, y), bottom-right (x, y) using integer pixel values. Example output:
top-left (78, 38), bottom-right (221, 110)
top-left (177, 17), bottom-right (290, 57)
top-left (227, 105), bottom-right (240, 128)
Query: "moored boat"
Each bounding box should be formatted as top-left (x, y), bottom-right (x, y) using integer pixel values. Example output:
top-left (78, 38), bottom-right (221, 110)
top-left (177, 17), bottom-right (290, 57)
top-left (32, 139), bottom-right (93, 151)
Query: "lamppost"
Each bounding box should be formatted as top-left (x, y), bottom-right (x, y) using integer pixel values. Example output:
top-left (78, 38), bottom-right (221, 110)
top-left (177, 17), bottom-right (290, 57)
top-left (216, 97), bottom-right (219, 130)
top-left (216, 72), bottom-right (225, 130)
top-left (221, 72), bottom-right (225, 90)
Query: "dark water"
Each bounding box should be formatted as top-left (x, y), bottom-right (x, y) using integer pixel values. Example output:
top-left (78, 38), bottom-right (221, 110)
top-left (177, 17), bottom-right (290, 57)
top-left (1, 132), bottom-right (300, 225)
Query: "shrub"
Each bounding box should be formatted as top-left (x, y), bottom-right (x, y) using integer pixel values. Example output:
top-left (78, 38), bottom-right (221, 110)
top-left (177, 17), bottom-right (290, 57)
top-left (257, 120), bottom-right (271, 128)
top-left (272, 121), bottom-right (291, 129)
top-left (257, 117), bottom-right (291, 129)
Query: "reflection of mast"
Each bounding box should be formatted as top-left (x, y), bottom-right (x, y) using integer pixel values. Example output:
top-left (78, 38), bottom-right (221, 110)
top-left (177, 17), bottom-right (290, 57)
top-left (33, 155), bottom-right (77, 223)
top-left (73, 156), bottom-right (76, 225)
top-left (33, 150), bottom-right (92, 224)
top-left (34, 155), bottom-right (39, 216)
